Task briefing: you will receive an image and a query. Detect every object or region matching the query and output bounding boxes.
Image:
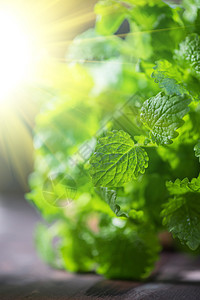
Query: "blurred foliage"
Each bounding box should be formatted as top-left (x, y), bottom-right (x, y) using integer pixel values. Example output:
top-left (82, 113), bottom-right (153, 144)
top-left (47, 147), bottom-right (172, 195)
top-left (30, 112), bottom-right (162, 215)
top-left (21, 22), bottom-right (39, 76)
top-left (28, 0), bottom-right (200, 279)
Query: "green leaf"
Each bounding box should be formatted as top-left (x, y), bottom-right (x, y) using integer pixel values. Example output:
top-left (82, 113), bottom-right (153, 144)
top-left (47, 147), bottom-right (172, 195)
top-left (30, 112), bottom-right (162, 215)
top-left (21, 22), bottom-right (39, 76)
top-left (162, 175), bottom-right (200, 250)
top-left (96, 222), bottom-right (160, 280)
top-left (175, 34), bottom-right (200, 74)
top-left (128, 209), bottom-right (145, 223)
top-left (98, 187), bottom-right (145, 221)
top-left (95, 1), bottom-right (127, 35)
top-left (194, 141), bottom-right (200, 161)
top-left (97, 187), bottom-right (128, 217)
top-left (166, 177), bottom-right (194, 195)
top-left (134, 135), bottom-right (152, 146)
top-left (124, 0), bottom-right (164, 5)
top-left (67, 29), bottom-right (121, 63)
top-left (141, 92), bottom-right (191, 145)
top-left (60, 223), bottom-right (95, 273)
top-left (182, 0), bottom-right (200, 23)
top-left (90, 130), bottom-right (149, 187)
top-left (152, 60), bottom-right (187, 95)
top-left (42, 173), bottom-right (77, 208)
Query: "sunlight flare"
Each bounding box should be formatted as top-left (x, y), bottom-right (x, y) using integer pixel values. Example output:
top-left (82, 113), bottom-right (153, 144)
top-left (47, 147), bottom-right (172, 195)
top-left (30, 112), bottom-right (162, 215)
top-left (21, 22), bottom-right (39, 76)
top-left (0, 0), bottom-right (95, 189)
top-left (0, 10), bottom-right (34, 100)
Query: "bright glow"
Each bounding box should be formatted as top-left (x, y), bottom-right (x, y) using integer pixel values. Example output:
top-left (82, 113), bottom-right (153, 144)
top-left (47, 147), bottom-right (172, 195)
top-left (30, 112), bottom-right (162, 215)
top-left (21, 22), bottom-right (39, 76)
top-left (0, 10), bottom-right (33, 100)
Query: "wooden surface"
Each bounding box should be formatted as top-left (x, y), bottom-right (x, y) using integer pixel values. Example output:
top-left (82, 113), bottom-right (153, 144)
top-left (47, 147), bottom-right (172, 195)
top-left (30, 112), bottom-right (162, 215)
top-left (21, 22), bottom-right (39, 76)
top-left (0, 194), bottom-right (200, 299)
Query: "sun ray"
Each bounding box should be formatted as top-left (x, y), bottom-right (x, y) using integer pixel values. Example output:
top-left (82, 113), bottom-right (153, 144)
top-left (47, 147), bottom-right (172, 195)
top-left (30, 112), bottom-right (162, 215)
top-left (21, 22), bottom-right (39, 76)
top-left (0, 106), bottom-right (34, 189)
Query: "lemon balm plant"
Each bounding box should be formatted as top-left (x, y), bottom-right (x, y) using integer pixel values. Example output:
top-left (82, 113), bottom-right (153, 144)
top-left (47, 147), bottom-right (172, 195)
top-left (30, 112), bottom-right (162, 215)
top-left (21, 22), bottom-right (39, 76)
top-left (27, 0), bottom-right (200, 279)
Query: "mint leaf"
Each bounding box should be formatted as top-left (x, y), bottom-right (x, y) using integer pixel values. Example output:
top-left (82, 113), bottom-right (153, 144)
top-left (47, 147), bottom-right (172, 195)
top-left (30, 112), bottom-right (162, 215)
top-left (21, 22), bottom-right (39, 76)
top-left (95, 1), bottom-right (127, 35)
top-left (96, 222), bottom-right (160, 280)
top-left (90, 130), bottom-right (149, 187)
top-left (98, 187), bottom-right (128, 217)
top-left (141, 92), bottom-right (191, 145)
top-left (175, 34), bottom-right (200, 74)
top-left (98, 187), bottom-right (145, 221)
top-left (162, 176), bottom-right (200, 250)
top-left (60, 223), bottom-right (95, 272)
top-left (67, 29), bottom-right (121, 63)
top-left (194, 141), bottom-right (200, 161)
top-left (182, 0), bottom-right (200, 23)
top-left (124, 0), bottom-right (165, 5)
top-left (152, 60), bottom-right (187, 95)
